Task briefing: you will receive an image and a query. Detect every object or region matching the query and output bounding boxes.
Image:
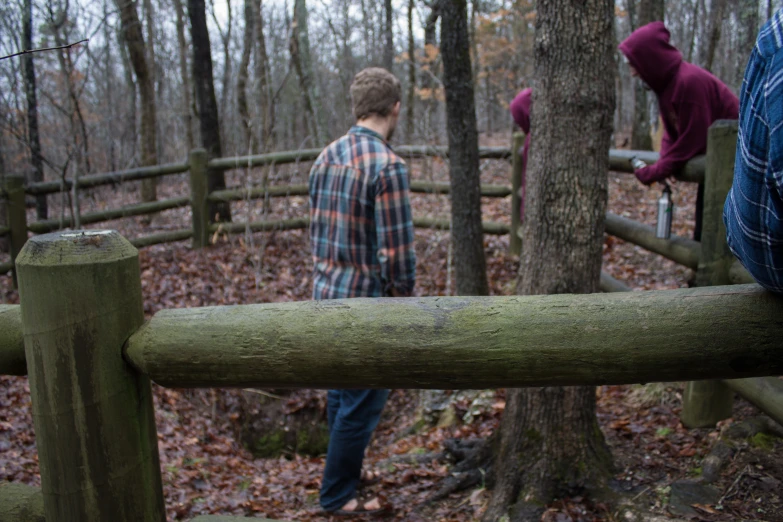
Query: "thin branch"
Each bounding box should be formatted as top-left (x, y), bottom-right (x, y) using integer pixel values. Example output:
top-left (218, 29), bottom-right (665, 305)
top-left (0, 38), bottom-right (89, 62)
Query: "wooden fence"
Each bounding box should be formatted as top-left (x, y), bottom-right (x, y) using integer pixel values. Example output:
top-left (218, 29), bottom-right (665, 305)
top-left (0, 230), bottom-right (781, 521)
top-left (0, 120), bottom-right (782, 521)
top-left (0, 120), bottom-right (760, 427)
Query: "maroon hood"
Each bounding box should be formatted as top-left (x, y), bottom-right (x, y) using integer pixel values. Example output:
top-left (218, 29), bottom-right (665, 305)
top-left (509, 88), bottom-right (532, 134)
top-left (619, 21), bottom-right (682, 94)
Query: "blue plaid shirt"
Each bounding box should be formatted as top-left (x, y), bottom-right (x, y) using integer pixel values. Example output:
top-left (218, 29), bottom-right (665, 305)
top-left (309, 126), bottom-right (416, 299)
top-left (724, 9), bottom-right (783, 293)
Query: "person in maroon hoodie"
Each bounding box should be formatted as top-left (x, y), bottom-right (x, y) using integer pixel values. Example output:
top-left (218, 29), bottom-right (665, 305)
top-left (619, 21), bottom-right (739, 240)
top-left (509, 88), bottom-right (532, 223)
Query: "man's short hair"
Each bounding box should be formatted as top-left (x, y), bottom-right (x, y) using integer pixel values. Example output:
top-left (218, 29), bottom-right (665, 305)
top-left (350, 68), bottom-right (401, 121)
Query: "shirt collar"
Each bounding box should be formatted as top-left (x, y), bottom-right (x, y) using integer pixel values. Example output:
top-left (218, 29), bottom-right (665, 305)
top-left (349, 125), bottom-right (386, 143)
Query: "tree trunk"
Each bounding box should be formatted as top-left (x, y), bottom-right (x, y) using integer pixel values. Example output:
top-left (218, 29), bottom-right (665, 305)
top-left (290, 0), bottom-right (329, 146)
top-left (115, 0), bottom-right (158, 206)
top-left (23, 0), bottom-right (47, 219)
top-left (238, 0), bottom-right (257, 154)
top-left (187, 0), bottom-right (231, 222)
top-left (172, 0), bottom-right (195, 150)
top-left (423, 1), bottom-right (442, 141)
top-left (406, 0), bottom-right (415, 142)
top-left (209, 0), bottom-right (233, 142)
top-left (383, 0), bottom-right (394, 71)
top-left (254, 0), bottom-right (274, 149)
top-left (441, 0), bottom-right (489, 297)
top-left (701, 0), bottom-right (728, 72)
top-left (141, 0), bottom-right (158, 203)
top-left (485, 0), bottom-right (616, 519)
top-left (630, 0), bottom-right (663, 151)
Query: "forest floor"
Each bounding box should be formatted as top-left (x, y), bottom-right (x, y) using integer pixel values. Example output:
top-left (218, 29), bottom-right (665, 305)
top-left (0, 137), bottom-right (781, 521)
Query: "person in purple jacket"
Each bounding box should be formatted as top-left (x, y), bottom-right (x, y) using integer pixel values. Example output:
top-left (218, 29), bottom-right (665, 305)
top-left (619, 21), bottom-right (739, 240)
top-left (509, 88), bottom-right (532, 224)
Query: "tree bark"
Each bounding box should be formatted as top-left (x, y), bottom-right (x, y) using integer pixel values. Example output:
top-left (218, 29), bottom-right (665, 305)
top-left (423, 2), bottom-right (442, 140)
top-left (485, 0), bottom-right (616, 519)
top-left (701, 0), bottom-right (729, 72)
top-left (383, 0), bottom-right (394, 71)
top-left (23, 0), bottom-right (47, 219)
top-left (254, 0), bottom-right (274, 149)
top-left (187, 0), bottom-right (231, 222)
top-left (440, 0), bottom-right (489, 296)
top-left (406, 0), bottom-right (416, 142)
top-left (209, 0), bottom-right (233, 141)
top-left (290, 0), bottom-right (329, 146)
top-left (115, 0), bottom-right (158, 206)
top-left (172, 0), bottom-right (195, 150)
top-left (630, 0), bottom-right (663, 151)
top-left (141, 0), bottom-right (158, 203)
top-left (238, 0), bottom-right (257, 154)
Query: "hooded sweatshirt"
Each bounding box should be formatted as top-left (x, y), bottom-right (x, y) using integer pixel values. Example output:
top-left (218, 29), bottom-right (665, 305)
top-left (509, 88), bottom-right (532, 221)
top-left (619, 22), bottom-right (739, 184)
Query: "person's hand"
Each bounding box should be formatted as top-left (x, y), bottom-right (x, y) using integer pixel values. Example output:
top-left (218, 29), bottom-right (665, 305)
top-left (634, 167), bottom-right (654, 186)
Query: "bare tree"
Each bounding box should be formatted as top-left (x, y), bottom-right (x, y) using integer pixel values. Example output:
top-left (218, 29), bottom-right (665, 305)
top-left (116, 0), bottom-right (158, 205)
top-left (383, 0), bottom-right (394, 70)
top-left (188, 0), bottom-right (231, 221)
top-left (701, 0), bottom-right (729, 72)
top-left (290, 0), bottom-right (329, 146)
top-left (484, 0), bottom-right (616, 519)
top-left (628, 0), bottom-right (663, 151)
top-left (238, 0), bottom-right (257, 153)
top-left (441, 0), bottom-right (488, 296)
top-left (22, 0), bottom-right (47, 218)
top-left (406, 0), bottom-right (415, 142)
top-left (172, 0), bottom-right (195, 151)
top-left (254, 0), bottom-right (274, 149)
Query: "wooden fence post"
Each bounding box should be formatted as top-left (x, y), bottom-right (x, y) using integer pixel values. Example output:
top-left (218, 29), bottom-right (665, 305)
top-left (681, 120), bottom-right (738, 429)
top-left (16, 230), bottom-right (165, 522)
top-left (510, 132), bottom-right (524, 256)
top-left (3, 173), bottom-right (28, 287)
top-left (189, 148), bottom-right (210, 249)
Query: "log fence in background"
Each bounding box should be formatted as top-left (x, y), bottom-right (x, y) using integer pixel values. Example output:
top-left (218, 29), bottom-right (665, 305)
top-left (0, 229), bottom-right (781, 521)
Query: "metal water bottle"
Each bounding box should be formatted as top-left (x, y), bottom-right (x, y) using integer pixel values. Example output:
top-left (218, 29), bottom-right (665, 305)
top-left (656, 184), bottom-right (673, 239)
top-left (630, 156), bottom-right (647, 171)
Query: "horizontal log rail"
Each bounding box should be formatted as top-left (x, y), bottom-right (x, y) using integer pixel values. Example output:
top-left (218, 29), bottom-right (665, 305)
top-left (208, 218), bottom-right (309, 235)
top-left (723, 377), bottom-right (783, 427)
top-left (413, 217), bottom-right (509, 235)
top-left (209, 180), bottom-right (512, 204)
top-left (27, 197), bottom-right (191, 234)
top-left (0, 305), bottom-right (24, 375)
top-left (0, 262), bottom-right (11, 276)
top-left (0, 227), bottom-right (9, 237)
top-left (600, 271), bottom-right (632, 292)
top-left (605, 212), bottom-right (701, 269)
top-left (123, 284), bottom-right (783, 389)
top-left (129, 228), bottom-right (193, 248)
top-left (608, 149), bottom-right (705, 183)
top-left (25, 161), bottom-right (189, 196)
top-left (729, 259), bottom-right (755, 285)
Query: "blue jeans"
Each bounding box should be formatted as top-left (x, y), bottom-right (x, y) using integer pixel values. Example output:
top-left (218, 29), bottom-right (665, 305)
top-left (320, 389), bottom-right (390, 511)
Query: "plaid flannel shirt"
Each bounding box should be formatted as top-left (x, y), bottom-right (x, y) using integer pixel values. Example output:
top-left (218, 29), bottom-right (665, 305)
top-left (724, 9), bottom-right (783, 293)
top-left (309, 126), bottom-right (416, 299)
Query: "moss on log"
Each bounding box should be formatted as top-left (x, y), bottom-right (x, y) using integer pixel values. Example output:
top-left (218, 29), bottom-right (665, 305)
top-left (17, 230), bottom-right (165, 521)
top-left (25, 162), bottom-right (188, 196)
top-left (124, 284), bottom-right (783, 389)
top-left (0, 305), bottom-right (25, 375)
top-left (605, 212), bottom-right (701, 269)
top-left (0, 483), bottom-right (44, 522)
top-left (27, 197), bottom-right (191, 234)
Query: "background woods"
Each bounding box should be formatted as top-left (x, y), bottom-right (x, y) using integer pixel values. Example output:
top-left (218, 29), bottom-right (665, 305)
top-left (3, 0), bottom-right (775, 184)
top-left (1, 1), bottom-right (782, 522)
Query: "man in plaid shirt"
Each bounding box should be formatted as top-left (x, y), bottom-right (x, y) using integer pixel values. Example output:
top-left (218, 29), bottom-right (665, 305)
top-left (724, 9), bottom-right (783, 293)
top-left (309, 67), bottom-right (416, 515)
